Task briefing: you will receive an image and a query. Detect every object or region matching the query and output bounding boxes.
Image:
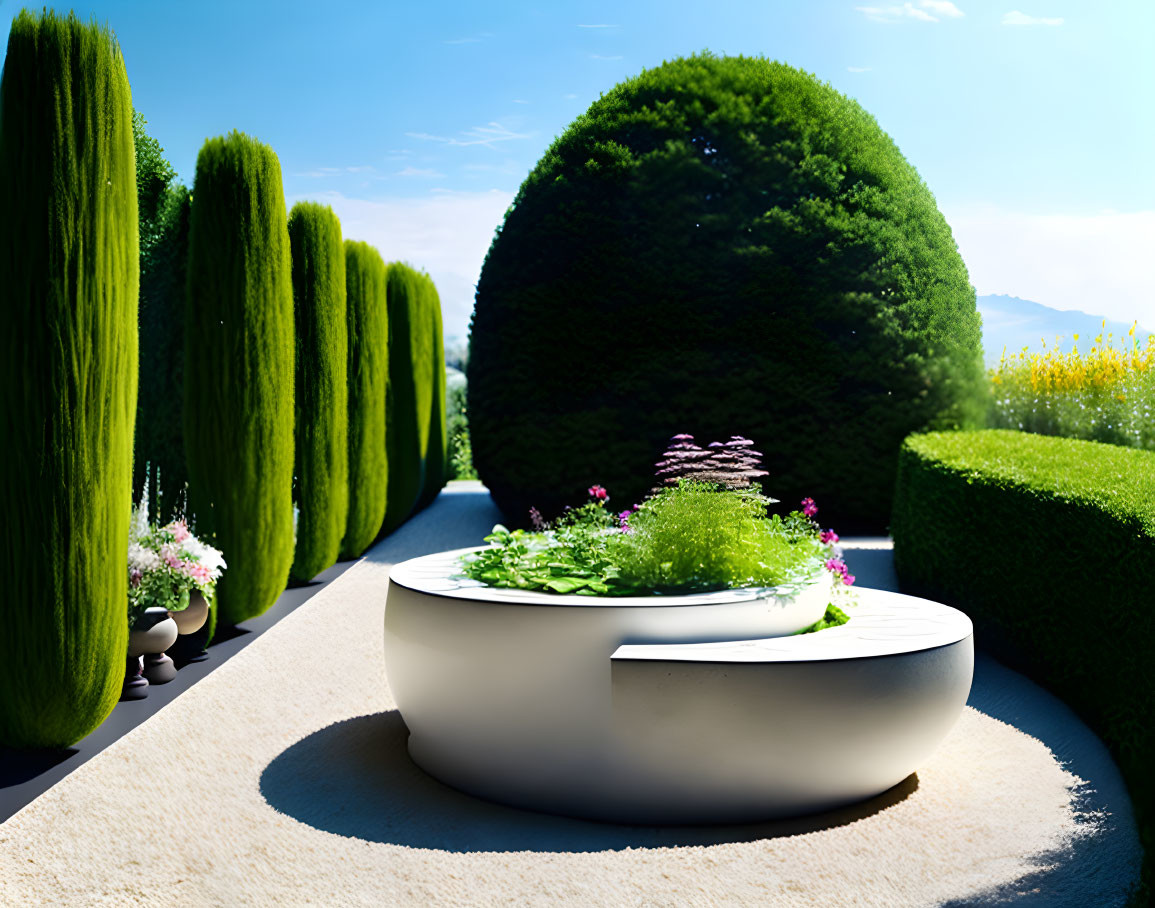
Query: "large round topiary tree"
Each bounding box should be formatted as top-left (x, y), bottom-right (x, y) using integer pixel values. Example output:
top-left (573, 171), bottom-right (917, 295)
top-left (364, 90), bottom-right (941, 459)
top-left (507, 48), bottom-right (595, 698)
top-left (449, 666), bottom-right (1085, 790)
top-left (0, 10), bottom-right (138, 747)
top-left (185, 131), bottom-right (295, 626)
top-left (468, 54), bottom-right (985, 532)
top-left (288, 202), bottom-right (348, 582)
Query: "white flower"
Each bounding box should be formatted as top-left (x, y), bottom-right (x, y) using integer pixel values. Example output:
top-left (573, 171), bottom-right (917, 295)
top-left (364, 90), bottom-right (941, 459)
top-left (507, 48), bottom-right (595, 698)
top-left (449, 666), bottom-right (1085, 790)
top-left (127, 542), bottom-right (161, 573)
top-left (181, 535), bottom-right (226, 580)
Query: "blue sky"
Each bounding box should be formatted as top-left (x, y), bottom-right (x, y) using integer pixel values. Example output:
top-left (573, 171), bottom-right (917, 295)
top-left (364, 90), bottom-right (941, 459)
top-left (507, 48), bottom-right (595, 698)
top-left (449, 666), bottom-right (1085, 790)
top-left (3, 0), bottom-right (1153, 344)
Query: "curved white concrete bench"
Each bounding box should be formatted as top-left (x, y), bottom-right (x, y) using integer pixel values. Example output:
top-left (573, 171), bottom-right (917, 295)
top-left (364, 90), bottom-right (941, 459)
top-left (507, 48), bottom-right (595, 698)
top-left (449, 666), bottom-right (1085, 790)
top-left (385, 548), bottom-right (973, 823)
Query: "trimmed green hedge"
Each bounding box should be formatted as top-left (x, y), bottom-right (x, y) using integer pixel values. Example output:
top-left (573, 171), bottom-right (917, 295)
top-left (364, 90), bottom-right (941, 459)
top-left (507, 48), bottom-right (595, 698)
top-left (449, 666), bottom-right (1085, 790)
top-left (288, 203), bottom-right (348, 581)
top-left (341, 241), bottom-right (388, 558)
top-left (469, 53), bottom-right (985, 532)
top-left (0, 10), bottom-right (138, 747)
top-left (185, 132), bottom-right (295, 626)
top-left (892, 429), bottom-right (1153, 895)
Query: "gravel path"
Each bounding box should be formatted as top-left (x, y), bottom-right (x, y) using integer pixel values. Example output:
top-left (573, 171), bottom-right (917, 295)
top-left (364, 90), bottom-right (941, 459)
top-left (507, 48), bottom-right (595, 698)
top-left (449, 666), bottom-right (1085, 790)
top-left (0, 483), bottom-right (1141, 906)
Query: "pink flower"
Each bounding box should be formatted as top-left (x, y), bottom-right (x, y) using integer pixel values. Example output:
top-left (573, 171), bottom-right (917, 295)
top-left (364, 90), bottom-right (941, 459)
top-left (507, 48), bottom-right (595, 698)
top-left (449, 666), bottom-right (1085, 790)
top-left (819, 529), bottom-right (839, 545)
top-left (825, 557), bottom-right (847, 576)
top-left (588, 485), bottom-right (609, 502)
top-left (618, 510), bottom-right (632, 522)
top-left (164, 554), bottom-right (181, 570)
top-left (843, 573), bottom-right (856, 586)
top-left (171, 520), bottom-right (191, 543)
top-left (129, 568), bottom-right (142, 588)
top-left (801, 498), bottom-right (817, 517)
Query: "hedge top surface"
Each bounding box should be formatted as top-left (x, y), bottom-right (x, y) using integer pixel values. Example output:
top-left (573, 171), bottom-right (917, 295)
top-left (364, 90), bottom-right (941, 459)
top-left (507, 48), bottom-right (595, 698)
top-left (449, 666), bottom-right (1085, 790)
top-left (468, 52), bottom-right (984, 532)
top-left (902, 429), bottom-right (1155, 534)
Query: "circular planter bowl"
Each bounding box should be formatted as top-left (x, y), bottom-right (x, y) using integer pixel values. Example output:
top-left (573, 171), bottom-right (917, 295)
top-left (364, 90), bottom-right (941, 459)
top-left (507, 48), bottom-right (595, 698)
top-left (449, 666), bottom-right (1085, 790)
top-left (385, 548), bottom-right (972, 823)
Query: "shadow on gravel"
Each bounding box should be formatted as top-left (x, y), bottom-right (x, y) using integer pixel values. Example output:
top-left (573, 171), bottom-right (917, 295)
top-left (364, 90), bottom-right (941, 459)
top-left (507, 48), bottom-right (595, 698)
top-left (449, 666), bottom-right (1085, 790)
top-left (260, 710), bottom-right (917, 853)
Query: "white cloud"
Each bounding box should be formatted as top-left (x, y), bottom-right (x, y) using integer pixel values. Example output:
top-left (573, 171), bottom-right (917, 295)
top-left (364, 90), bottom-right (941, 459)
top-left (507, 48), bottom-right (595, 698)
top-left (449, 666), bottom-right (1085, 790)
top-left (396, 167), bottom-right (445, 178)
top-left (847, 66), bottom-right (873, 72)
top-left (856, 1), bottom-right (963, 22)
top-left (921, 0), bottom-right (964, 16)
top-left (943, 204), bottom-right (1155, 328)
top-left (406, 122), bottom-right (531, 149)
top-left (590, 53), bottom-right (624, 60)
top-left (1002, 10), bottom-right (1064, 26)
top-left (295, 189), bottom-right (516, 343)
top-left (564, 92), bottom-right (579, 99)
top-left (512, 99), bottom-right (529, 104)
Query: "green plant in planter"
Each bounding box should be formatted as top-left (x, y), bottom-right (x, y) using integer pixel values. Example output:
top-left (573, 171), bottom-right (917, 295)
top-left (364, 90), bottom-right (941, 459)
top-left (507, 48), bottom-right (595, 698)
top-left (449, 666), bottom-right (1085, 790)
top-left (127, 478), bottom-right (225, 627)
top-left (460, 434), bottom-right (856, 616)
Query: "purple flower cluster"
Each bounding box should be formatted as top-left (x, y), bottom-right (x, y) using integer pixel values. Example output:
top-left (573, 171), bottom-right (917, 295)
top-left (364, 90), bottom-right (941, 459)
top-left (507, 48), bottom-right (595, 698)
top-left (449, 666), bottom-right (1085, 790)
top-left (617, 505), bottom-right (640, 534)
top-left (653, 434), bottom-right (769, 492)
top-left (824, 556), bottom-right (855, 586)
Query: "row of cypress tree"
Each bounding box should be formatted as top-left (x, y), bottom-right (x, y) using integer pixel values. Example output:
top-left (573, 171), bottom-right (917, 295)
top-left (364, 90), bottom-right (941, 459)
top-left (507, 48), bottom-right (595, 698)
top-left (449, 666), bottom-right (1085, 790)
top-left (0, 9), bottom-right (447, 748)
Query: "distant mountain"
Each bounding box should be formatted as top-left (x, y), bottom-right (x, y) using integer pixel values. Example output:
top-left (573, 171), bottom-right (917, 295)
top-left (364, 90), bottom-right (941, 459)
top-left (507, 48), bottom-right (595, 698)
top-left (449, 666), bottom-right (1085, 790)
top-left (976, 294), bottom-right (1151, 368)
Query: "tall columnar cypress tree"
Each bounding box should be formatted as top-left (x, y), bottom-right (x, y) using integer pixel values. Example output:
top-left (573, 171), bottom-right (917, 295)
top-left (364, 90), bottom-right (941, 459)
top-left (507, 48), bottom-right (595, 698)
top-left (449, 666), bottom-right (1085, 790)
top-left (418, 273), bottom-right (448, 507)
top-left (382, 263), bottom-right (431, 534)
top-left (340, 241), bottom-right (388, 558)
top-left (185, 132), bottom-right (295, 626)
top-left (0, 10), bottom-right (138, 747)
top-left (288, 203), bottom-right (349, 581)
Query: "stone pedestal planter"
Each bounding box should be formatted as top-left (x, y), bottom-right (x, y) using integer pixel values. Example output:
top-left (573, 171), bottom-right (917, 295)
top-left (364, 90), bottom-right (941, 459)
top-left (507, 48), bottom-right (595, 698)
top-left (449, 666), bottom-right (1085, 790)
top-left (384, 548), bottom-right (974, 823)
top-left (170, 590), bottom-right (209, 635)
top-left (121, 607), bottom-right (179, 700)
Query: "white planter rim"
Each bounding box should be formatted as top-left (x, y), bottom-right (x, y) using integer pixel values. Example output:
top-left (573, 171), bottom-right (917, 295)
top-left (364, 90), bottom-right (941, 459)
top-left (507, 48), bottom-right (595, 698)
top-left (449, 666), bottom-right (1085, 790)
top-left (389, 546), bottom-right (834, 609)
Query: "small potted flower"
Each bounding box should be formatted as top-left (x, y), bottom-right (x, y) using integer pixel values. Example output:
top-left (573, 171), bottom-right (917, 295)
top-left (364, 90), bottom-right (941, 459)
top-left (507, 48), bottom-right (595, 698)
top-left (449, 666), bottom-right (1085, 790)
top-left (123, 479), bottom-right (226, 698)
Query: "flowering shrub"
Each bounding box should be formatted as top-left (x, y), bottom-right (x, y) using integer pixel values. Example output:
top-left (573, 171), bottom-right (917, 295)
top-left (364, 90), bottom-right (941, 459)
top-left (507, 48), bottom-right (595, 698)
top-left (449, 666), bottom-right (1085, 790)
top-left (128, 479), bottom-right (225, 626)
top-left (460, 435), bottom-right (854, 602)
top-left (989, 323), bottom-right (1155, 448)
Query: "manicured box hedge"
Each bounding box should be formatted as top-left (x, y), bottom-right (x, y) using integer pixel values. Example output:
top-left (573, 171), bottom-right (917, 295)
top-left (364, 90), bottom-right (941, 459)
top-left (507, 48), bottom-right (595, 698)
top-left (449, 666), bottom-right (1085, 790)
top-left (892, 429), bottom-right (1154, 894)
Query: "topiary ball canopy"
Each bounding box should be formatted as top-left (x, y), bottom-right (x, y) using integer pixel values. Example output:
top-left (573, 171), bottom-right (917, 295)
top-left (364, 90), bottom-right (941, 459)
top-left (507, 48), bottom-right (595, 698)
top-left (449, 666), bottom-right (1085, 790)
top-left (468, 54), bottom-right (985, 533)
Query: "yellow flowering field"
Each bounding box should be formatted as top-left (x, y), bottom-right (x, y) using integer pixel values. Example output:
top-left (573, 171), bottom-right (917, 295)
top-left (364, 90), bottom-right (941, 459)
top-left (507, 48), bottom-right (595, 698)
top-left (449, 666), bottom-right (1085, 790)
top-left (989, 321), bottom-right (1155, 449)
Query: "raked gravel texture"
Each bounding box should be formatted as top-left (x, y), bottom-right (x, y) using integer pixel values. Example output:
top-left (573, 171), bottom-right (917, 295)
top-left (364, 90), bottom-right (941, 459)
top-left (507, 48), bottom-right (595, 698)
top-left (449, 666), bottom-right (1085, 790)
top-left (0, 482), bottom-right (1142, 906)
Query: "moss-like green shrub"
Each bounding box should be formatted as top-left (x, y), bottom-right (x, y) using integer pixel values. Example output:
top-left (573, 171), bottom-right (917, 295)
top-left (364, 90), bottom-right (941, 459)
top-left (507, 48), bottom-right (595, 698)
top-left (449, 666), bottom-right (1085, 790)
top-left (341, 241), bottom-right (388, 558)
top-left (892, 429), bottom-right (1155, 891)
top-left (184, 132), bottom-right (295, 626)
top-left (419, 279), bottom-right (448, 508)
top-left (469, 53), bottom-right (985, 532)
top-left (0, 10), bottom-right (138, 747)
top-left (288, 203), bottom-right (348, 581)
top-left (133, 112), bottom-right (190, 522)
top-left (615, 482), bottom-right (820, 592)
top-left (382, 263), bottom-right (435, 533)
